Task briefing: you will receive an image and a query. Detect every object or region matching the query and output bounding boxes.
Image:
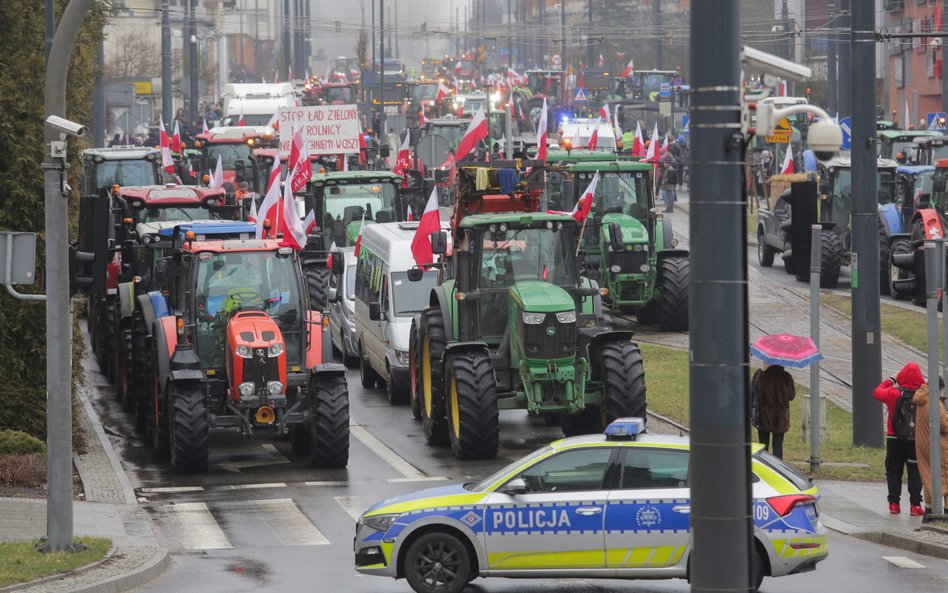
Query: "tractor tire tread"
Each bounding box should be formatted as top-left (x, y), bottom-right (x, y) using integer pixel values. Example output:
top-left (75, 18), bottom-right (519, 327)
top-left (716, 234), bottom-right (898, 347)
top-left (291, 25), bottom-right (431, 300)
top-left (447, 352), bottom-right (499, 460)
top-left (310, 375), bottom-right (350, 468)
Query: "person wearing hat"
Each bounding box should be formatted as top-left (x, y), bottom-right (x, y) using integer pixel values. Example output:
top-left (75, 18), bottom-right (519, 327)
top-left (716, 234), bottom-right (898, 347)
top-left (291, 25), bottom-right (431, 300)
top-left (758, 150), bottom-right (775, 201)
top-left (913, 377), bottom-right (948, 514)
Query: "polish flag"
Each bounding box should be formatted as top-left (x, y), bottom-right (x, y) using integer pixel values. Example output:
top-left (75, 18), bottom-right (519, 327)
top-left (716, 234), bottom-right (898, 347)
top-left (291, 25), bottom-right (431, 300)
top-left (255, 157), bottom-right (282, 239)
top-left (267, 111), bottom-right (280, 130)
top-left (536, 98), bottom-right (549, 162)
top-left (237, 108), bottom-right (246, 127)
top-left (394, 131), bottom-right (411, 174)
top-left (210, 155), bottom-right (224, 188)
top-left (613, 108), bottom-right (623, 139)
top-left (247, 195), bottom-right (258, 223)
top-left (278, 163), bottom-right (307, 250)
top-left (353, 213), bottom-right (366, 257)
top-left (644, 123), bottom-right (660, 162)
top-left (570, 172), bottom-right (599, 222)
top-left (661, 131), bottom-right (669, 150)
top-left (587, 127), bottom-right (599, 151)
top-left (171, 120), bottom-right (181, 153)
top-left (410, 187), bottom-right (441, 268)
top-left (905, 99), bottom-right (911, 130)
top-left (436, 81), bottom-right (451, 103)
top-left (599, 103), bottom-right (610, 122)
top-left (202, 117), bottom-right (209, 134)
top-left (406, 204), bottom-right (414, 221)
top-left (159, 115), bottom-right (175, 175)
top-left (303, 210), bottom-right (317, 234)
top-left (290, 131), bottom-right (312, 192)
top-left (778, 79), bottom-right (788, 97)
top-left (622, 58), bottom-right (634, 78)
top-left (632, 121), bottom-right (646, 157)
top-left (456, 107), bottom-right (488, 162)
top-left (326, 241), bottom-right (338, 268)
top-left (781, 142), bottom-right (795, 175)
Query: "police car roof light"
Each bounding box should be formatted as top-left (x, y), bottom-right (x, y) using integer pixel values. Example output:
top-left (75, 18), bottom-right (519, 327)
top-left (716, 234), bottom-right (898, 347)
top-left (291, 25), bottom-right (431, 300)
top-left (603, 417), bottom-right (646, 440)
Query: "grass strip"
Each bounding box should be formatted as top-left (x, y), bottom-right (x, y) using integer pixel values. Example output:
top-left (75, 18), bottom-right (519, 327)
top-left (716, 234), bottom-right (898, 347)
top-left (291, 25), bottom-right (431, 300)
top-left (0, 537), bottom-right (111, 588)
top-left (821, 292), bottom-right (940, 358)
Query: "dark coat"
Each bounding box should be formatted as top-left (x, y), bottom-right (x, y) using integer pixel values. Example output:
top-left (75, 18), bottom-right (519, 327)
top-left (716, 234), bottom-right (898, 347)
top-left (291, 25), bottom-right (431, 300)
top-left (753, 366), bottom-right (796, 433)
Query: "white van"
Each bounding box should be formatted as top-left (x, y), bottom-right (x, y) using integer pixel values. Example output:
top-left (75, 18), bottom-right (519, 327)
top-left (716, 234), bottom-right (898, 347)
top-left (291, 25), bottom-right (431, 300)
top-left (354, 222), bottom-right (442, 404)
top-left (221, 83), bottom-right (297, 127)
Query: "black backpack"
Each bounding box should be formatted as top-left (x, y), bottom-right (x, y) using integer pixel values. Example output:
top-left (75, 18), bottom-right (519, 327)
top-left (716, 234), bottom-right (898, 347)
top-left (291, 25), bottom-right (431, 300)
top-left (664, 164), bottom-right (679, 186)
top-left (892, 388), bottom-right (917, 441)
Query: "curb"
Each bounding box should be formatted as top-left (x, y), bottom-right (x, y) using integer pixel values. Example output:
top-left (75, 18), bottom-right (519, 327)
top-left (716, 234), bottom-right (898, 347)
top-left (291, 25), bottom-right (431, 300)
top-left (0, 548), bottom-right (118, 593)
top-left (0, 548), bottom-right (169, 593)
top-left (850, 530), bottom-right (948, 560)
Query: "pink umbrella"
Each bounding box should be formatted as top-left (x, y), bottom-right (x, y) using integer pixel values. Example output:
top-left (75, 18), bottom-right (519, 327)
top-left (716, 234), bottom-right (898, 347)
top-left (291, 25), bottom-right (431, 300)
top-left (750, 333), bottom-right (823, 368)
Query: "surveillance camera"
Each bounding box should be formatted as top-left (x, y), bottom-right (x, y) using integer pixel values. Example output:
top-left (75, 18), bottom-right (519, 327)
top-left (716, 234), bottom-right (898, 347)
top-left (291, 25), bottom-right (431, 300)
top-left (807, 119), bottom-right (844, 161)
top-left (740, 45), bottom-right (811, 83)
top-left (46, 115), bottom-right (88, 138)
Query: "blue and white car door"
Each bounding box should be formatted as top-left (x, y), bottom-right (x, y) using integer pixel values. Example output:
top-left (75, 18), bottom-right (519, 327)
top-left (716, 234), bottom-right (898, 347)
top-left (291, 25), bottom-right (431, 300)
top-left (481, 447), bottom-right (613, 571)
top-left (604, 447), bottom-right (691, 570)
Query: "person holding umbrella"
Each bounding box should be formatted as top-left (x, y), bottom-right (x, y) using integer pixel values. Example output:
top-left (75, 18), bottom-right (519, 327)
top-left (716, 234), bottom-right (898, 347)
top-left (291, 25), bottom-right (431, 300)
top-left (751, 363), bottom-right (796, 459)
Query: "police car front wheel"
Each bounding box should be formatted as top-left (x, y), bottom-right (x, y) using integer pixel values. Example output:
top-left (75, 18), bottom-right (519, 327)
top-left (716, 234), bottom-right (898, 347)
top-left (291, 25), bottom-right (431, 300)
top-left (403, 531), bottom-right (473, 593)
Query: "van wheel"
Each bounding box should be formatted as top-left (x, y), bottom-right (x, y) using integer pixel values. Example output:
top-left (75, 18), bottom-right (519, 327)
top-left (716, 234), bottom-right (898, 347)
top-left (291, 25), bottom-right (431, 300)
top-left (386, 366), bottom-right (409, 405)
top-left (359, 343), bottom-right (380, 389)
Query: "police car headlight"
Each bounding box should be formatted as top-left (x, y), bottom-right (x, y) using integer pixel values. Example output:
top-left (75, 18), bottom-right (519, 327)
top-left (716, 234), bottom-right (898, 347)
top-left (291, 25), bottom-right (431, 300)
top-left (236, 345), bottom-right (253, 359)
top-left (522, 311), bottom-right (546, 325)
top-left (555, 311), bottom-right (576, 324)
top-left (238, 382), bottom-right (255, 397)
top-left (268, 343), bottom-right (284, 358)
top-left (362, 513), bottom-right (399, 533)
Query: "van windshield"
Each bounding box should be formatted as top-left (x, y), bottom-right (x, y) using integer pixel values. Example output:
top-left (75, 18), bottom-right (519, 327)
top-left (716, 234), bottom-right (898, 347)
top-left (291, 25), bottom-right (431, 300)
top-left (391, 270), bottom-right (439, 316)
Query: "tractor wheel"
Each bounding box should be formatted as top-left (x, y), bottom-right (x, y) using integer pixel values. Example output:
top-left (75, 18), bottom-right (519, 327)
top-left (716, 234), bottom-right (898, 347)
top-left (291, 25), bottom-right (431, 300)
top-left (879, 223), bottom-right (892, 295)
top-left (562, 406), bottom-right (607, 437)
top-left (309, 374), bottom-right (350, 468)
top-left (115, 323), bottom-right (134, 411)
top-left (408, 320), bottom-right (422, 420)
top-left (306, 267), bottom-right (332, 312)
top-left (445, 351), bottom-right (499, 460)
top-left (657, 255), bottom-right (690, 332)
top-left (152, 381), bottom-right (170, 457)
top-left (782, 254), bottom-right (794, 274)
top-left (819, 230), bottom-right (843, 288)
top-left (600, 340), bottom-right (648, 421)
top-left (131, 313), bottom-right (150, 435)
top-left (170, 385), bottom-right (210, 473)
top-left (757, 230), bottom-right (776, 267)
top-left (635, 301), bottom-right (660, 326)
top-left (889, 237), bottom-right (912, 300)
top-left (104, 300), bottom-right (116, 382)
top-left (420, 307), bottom-right (449, 446)
top-left (359, 342), bottom-right (381, 389)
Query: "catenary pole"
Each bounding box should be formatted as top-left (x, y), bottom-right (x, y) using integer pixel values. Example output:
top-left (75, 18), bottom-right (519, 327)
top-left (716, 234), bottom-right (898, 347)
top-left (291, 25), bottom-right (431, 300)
top-left (810, 225), bottom-right (822, 471)
top-left (850, 0), bottom-right (882, 447)
top-left (654, 0), bottom-right (662, 70)
top-left (162, 0), bottom-right (171, 126)
top-left (689, 1), bottom-right (753, 591)
top-left (837, 0), bottom-right (851, 118)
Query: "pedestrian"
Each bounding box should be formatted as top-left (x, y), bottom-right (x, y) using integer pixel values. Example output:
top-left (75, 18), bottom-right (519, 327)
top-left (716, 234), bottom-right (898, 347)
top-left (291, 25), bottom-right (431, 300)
top-left (751, 363), bottom-right (795, 459)
top-left (872, 362), bottom-right (925, 515)
top-left (659, 148), bottom-right (678, 213)
top-left (912, 377), bottom-right (948, 514)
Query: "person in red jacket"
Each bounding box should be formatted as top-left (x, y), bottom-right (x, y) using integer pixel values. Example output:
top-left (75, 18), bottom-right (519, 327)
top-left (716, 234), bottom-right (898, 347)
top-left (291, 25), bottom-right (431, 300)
top-left (873, 362), bottom-right (925, 516)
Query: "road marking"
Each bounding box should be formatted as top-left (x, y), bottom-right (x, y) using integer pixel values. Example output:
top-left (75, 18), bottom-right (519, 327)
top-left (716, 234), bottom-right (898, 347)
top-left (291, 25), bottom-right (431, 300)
top-left (386, 476), bottom-right (450, 483)
top-left (214, 443), bottom-right (291, 473)
top-left (166, 502), bottom-right (232, 550)
top-left (350, 422), bottom-right (429, 480)
top-left (335, 496), bottom-right (375, 521)
top-left (305, 480), bottom-right (351, 487)
top-left (882, 556), bottom-right (925, 569)
top-left (139, 486), bottom-right (205, 494)
top-left (254, 499), bottom-right (329, 546)
top-left (222, 482), bottom-right (287, 490)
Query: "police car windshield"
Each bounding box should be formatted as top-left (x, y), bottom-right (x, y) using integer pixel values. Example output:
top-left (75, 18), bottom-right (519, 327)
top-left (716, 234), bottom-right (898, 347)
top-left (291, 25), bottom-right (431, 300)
top-left (469, 445), bottom-right (552, 492)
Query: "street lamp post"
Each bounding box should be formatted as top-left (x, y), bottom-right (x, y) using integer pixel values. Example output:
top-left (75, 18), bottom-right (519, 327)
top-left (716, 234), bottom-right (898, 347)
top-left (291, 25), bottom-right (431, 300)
top-left (238, 6), bottom-right (244, 70)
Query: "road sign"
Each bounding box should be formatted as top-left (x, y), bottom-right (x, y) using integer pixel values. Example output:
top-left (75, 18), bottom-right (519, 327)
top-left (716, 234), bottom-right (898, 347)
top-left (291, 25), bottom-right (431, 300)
top-left (574, 88), bottom-right (588, 102)
top-left (765, 117), bottom-right (793, 144)
top-left (680, 114), bottom-right (690, 139)
top-left (928, 112), bottom-right (947, 131)
top-left (658, 82), bottom-right (672, 99)
top-left (551, 54), bottom-right (561, 66)
top-left (838, 116), bottom-right (852, 150)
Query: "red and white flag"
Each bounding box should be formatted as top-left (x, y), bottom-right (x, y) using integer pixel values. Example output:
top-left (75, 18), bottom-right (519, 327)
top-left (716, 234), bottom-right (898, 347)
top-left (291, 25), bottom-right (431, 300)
top-left (394, 131), bottom-right (411, 174)
top-left (436, 81), bottom-right (451, 103)
top-left (622, 58), bottom-right (634, 78)
top-left (247, 194), bottom-right (258, 223)
top-left (419, 110), bottom-right (428, 126)
top-left (406, 204), bottom-right (414, 221)
top-left (171, 120), bottom-right (181, 153)
top-left (456, 106), bottom-right (488, 161)
top-left (267, 111), bottom-right (280, 130)
top-left (237, 108), bottom-right (246, 127)
top-left (570, 172), bottom-right (599, 222)
top-left (353, 213), bottom-right (366, 257)
top-left (290, 130), bottom-right (312, 192)
top-left (202, 117), bottom-right (209, 134)
top-left (255, 157), bottom-right (282, 239)
top-left (210, 154), bottom-right (224, 188)
top-left (613, 108), bottom-right (623, 138)
top-left (410, 187), bottom-right (441, 268)
top-left (661, 131), bottom-right (669, 150)
top-left (587, 127), bottom-right (599, 151)
top-left (536, 98), bottom-right (549, 162)
top-left (781, 142), bottom-right (795, 175)
top-left (632, 121), bottom-right (646, 157)
top-left (326, 240), bottom-right (338, 268)
top-left (599, 103), bottom-right (610, 122)
top-left (278, 163), bottom-right (307, 250)
top-left (644, 123), bottom-right (660, 162)
top-left (159, 115), bottom-right (175, 175)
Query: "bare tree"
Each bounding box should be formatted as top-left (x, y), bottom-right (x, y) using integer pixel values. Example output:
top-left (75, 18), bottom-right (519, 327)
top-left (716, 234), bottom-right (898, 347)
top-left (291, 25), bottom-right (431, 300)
top-left (105, 31), bottom-right (161, 79)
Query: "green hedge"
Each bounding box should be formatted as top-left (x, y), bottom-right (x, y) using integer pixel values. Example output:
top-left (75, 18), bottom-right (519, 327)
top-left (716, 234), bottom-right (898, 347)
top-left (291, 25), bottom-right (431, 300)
top-left (0, 2), bottom-right (105, 438)
top-left (0, 430), bottom-right (46, 456)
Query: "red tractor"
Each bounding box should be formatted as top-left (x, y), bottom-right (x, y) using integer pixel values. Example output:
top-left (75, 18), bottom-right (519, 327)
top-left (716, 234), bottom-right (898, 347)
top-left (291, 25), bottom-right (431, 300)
top-left (193, 126), bottom-right (277, 186)
top-left (132, 232), bottom-right (349, 473)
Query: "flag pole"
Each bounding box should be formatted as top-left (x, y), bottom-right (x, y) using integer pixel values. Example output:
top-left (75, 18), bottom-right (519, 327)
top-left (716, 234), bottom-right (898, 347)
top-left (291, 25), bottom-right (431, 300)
top-left (576, 212), bottom-right (588, 257)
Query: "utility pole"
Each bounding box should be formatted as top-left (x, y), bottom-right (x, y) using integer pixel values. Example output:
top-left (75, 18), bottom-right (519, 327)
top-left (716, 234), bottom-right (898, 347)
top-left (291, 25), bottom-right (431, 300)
top-left (44, 0), bottom-right (54, 65)
top-left (161, 0), bottom-right (171, 125)
top-left (587, 0), bottom-right (594, 70)
top-left (93, 39), bottom-right (106, 147)
top-left (850, 0), bottom-right (882, 448)
top-left (380, 0), bottom-right (386, 137)
top-left (508, 0), bottom-right (512, 69)
top-left (943, 0), bottom-right (948, 114)
top-left (654, 0), bottom-right (662, 69)
top-left (782, 0), bottom-right (791, 62)
top-left (689, 1), bottom-right (753, 591)
top-left (838, 0), bottom-right (851, 117)
top-left (394, 0), bottom-right (399, 58)
top-left (560, 0), bottom-right (566, 76)
top-left (43, 0), bottom-right (96, 553)
top-left (457, 6), bottom-right (461, 57)
top-left (372, 0), bottom-right (376, 65)
top-left (540, 0), bottom-right (545, 68)
top-left (188, 0), bottom-right (199, 124)
top-left (827, 10), bottom-right (838, 116)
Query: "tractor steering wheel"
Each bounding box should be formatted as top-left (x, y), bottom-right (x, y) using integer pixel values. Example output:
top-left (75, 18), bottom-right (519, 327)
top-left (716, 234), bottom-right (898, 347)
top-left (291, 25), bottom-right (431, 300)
top-left (219, 288), bottom-right (265, 316)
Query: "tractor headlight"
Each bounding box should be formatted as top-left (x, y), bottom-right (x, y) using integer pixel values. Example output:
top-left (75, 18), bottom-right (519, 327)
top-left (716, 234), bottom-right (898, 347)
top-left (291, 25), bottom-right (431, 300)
top-left (555, 311), bottom-right (576, 323)
top-left (610, 264), bottom-right (622, 274)
top-left (268, 343), bottom-right (285, 358)
top-left (362, 513), bottom-right (399, 533)
top-left (522, 311), bottom-right (546, 325)
top-left (236, 345), bottom-right (253, 358)
top-left (640, 264), bottom-right (651, 272)
top-left (238, 382), bottom-right (255, 397)
top-left (633, 244), bottom-right (645, 252)
top-left (266, 381), bottom-right (284, 395)
top-left (142, 234), bottom-right (152, 244)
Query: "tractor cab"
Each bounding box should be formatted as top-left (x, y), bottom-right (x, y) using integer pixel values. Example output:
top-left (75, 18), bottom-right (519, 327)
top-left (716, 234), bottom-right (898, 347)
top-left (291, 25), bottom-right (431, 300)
top-left (911, 135), bottom-right (948, 166)
top-left (877, 130), bottom-right (941, 164)
top-left (194, 126), bottom-right (277, 186)
top-left (81, 147), bottom-right (164, 197)
top-left (817, 156), bottom-right (899, 234)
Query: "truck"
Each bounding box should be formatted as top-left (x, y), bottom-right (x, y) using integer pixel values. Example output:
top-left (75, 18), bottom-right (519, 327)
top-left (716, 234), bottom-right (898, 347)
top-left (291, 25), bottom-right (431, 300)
top-left (220, 83), bottom-right (298, 127)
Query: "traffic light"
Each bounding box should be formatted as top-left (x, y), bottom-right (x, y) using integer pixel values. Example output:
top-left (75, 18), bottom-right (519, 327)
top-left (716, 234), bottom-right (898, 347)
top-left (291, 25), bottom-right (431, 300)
top-left (68, 242), bottom-right (95, 296)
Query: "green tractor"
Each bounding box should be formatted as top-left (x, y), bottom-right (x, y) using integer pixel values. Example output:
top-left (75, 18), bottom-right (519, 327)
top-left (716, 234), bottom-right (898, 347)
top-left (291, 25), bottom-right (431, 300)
top-left (408, 170), bottom-right (647, 460)
top-left (548, 161), bottom-right (690, 330)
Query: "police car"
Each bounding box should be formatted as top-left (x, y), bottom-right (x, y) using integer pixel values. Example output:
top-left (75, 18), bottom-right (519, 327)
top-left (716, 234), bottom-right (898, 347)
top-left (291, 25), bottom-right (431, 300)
top-left (353, 418), bottom-right (827, 593)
